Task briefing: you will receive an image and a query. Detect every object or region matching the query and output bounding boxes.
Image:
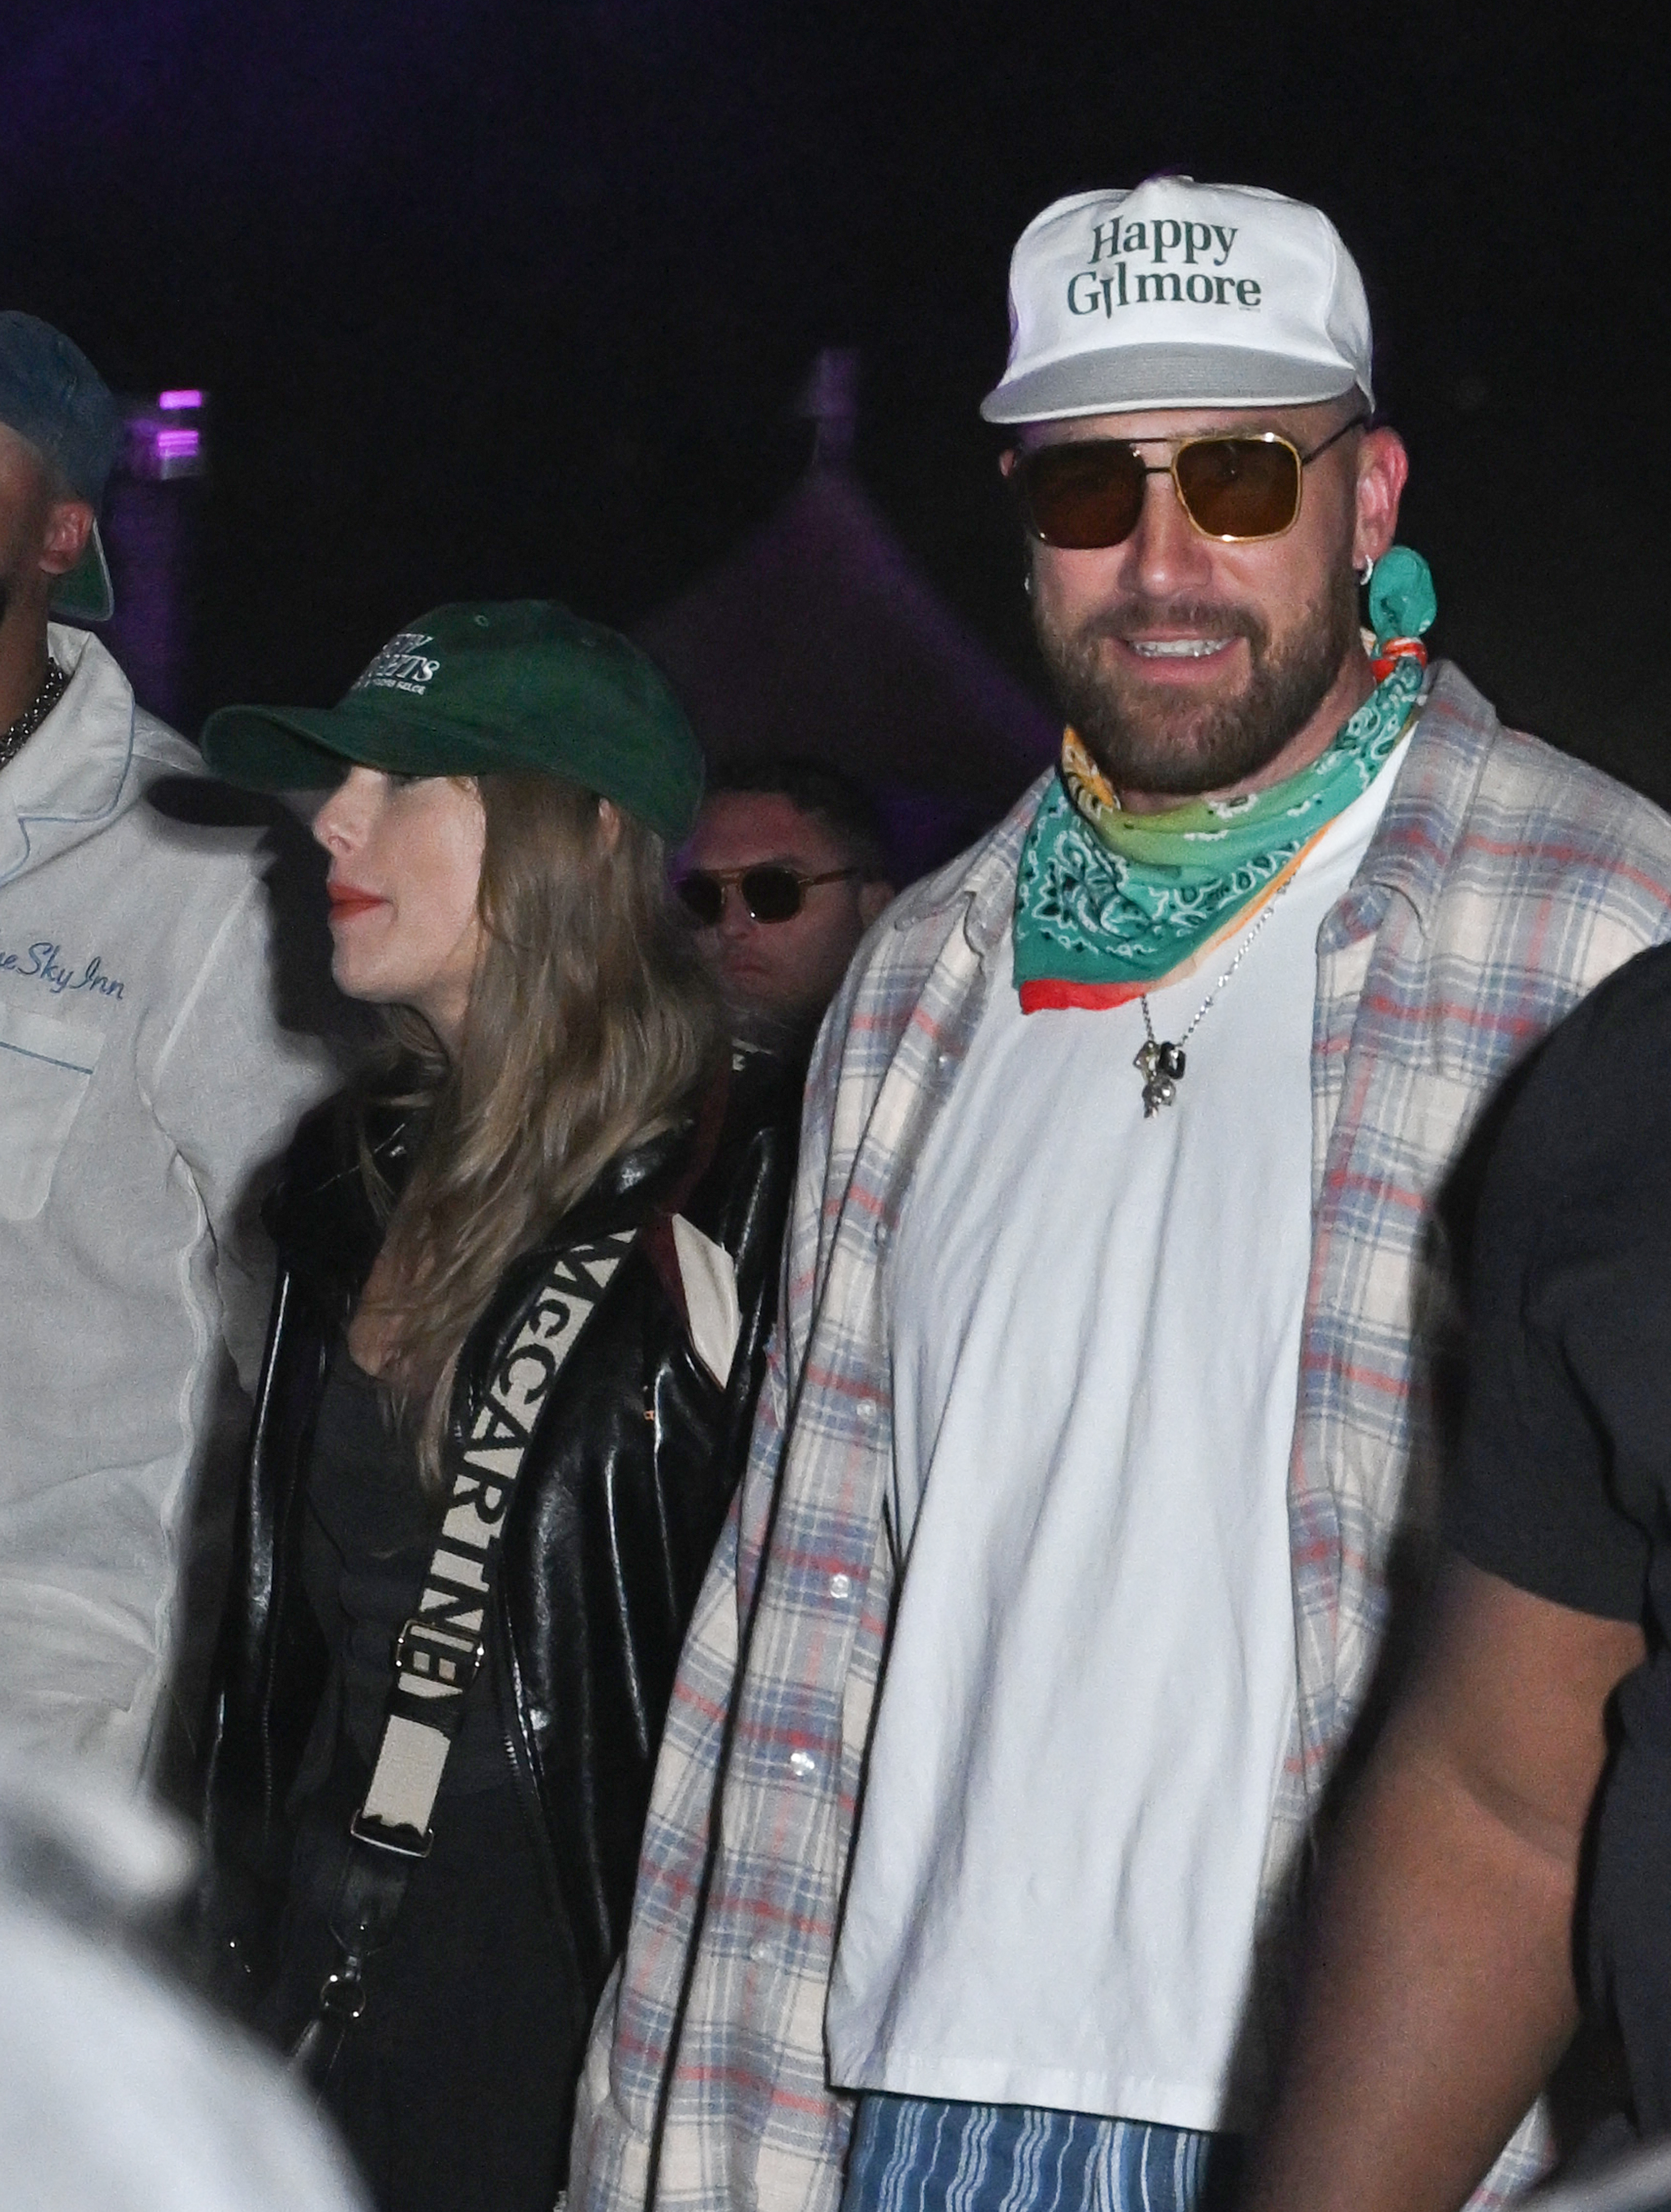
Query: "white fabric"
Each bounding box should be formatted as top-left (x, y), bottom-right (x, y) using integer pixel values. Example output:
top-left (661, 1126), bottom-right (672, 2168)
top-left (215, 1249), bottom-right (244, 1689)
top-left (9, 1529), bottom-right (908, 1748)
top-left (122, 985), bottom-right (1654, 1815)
top-left (0, 1895), bottom-right (370, 2212)
top-left (0, 628), bottom-right (337, 1783)
top-left (0, 1753), bottom-right (366, 2212)
top-left (672, 1214), bottom-right (743, 1386)
top-left (827, 745), bottom-right (1407, 2131)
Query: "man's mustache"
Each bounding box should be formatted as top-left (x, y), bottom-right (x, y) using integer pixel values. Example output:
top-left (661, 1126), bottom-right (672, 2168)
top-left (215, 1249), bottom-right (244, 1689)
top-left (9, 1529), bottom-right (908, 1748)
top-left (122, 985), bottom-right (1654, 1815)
top-left (1068, 598), bottom-right (1267, 650)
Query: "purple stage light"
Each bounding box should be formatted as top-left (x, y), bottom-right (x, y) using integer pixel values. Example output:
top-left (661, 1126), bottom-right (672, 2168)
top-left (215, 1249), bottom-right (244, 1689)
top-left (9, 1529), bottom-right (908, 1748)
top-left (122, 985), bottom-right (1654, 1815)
top-left (122, 399), bottom-right (208, 481)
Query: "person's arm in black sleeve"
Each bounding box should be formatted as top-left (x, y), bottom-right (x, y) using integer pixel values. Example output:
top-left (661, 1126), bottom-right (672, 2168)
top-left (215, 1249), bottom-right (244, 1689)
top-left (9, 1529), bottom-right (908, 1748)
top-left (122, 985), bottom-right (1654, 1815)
top-left (1242, 952), bottom-right (1671, 2212)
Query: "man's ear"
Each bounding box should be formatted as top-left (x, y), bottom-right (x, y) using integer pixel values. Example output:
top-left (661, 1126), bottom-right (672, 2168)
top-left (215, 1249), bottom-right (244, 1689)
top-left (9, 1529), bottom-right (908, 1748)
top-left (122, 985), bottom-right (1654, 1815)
top-left (1352, 427), bottom-right (1408, 570)
top-left (858, 878), bottom-right (895, 927)
top-left (40, 498), bottom-right (95, 580)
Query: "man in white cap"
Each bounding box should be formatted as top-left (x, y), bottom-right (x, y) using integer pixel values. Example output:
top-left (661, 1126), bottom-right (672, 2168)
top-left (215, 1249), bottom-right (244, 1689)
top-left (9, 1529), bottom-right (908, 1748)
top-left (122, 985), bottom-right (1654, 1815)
top-left (0, 312), bottom-right (336, 1785)
top-left (571, 181), bottom-right (1671, 2212)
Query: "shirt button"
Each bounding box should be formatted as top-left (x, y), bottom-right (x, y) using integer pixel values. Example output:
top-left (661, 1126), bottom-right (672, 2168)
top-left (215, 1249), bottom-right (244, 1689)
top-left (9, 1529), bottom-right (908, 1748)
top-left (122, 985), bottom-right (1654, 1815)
top-left (855, 1398), bottom-right (878, 1426)
top-left (788, 1749), bottom-right (818, 1779)
top-left (749, 1939), bottom-right (771, 1964)
top-left (829, 1572), bottom-right (851, 1600)
top-left (874, 1220), bottom-right (890, 1246)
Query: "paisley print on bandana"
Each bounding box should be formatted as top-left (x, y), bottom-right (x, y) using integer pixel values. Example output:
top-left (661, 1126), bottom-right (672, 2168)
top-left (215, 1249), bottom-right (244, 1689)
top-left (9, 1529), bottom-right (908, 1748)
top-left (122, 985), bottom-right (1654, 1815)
top-left (1014, 652), bottom-right (1423, 1011)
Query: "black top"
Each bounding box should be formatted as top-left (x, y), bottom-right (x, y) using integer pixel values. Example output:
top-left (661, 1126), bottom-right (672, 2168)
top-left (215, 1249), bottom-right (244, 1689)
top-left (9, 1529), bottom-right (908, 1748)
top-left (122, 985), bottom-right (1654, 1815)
top-left (1448, 941), bottom-right (1671, 2135)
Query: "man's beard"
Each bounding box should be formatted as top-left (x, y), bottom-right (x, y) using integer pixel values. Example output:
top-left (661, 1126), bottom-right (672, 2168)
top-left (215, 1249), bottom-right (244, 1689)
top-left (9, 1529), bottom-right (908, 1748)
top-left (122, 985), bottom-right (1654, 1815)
top-left (1035, 570), bottom-right (1360, 798)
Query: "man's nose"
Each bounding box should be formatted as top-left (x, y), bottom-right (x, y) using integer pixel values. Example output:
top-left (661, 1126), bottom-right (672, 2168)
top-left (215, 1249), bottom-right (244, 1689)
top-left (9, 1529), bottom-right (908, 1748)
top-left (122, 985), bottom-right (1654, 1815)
top-left (715, 883), bottom-right (756, 939)
top-left (1114, 466), bottom-right (1217, 601)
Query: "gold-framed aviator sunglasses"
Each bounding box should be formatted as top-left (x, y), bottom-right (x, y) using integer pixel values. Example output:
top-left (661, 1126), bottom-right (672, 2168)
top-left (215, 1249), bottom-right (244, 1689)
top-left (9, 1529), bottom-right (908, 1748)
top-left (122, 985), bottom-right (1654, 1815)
top-left (1008, 413), bottom-right (1367, 551)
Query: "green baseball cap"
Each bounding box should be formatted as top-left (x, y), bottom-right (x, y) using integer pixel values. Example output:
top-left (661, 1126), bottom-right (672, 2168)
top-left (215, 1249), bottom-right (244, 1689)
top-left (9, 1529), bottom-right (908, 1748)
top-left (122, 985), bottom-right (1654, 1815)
top-left (200, 600), bottom-right (705, 842)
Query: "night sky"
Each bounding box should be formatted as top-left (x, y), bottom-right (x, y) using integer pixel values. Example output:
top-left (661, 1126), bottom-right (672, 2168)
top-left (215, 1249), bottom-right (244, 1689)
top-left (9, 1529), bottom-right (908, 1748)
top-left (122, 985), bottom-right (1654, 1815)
top-left (2, 2), bottom-right (1668, 800)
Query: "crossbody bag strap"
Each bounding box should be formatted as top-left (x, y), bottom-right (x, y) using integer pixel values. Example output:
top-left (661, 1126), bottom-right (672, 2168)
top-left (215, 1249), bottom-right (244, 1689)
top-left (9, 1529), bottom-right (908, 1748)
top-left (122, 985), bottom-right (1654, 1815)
top-left (291, 1226), bottom-right (637, 2087)
top-left (354, 1226), bottom-right (638, 1854)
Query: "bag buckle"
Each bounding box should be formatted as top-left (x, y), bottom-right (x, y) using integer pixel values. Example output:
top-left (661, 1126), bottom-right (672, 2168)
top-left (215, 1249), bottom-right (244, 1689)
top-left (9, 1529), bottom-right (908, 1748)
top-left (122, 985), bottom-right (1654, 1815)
top-left (318, 1961), bottom-right (367, 2021)
top-left (391, 1615), bottom-right (482, 1692)
top-left (349, 1808), bottom-right (434, 1858)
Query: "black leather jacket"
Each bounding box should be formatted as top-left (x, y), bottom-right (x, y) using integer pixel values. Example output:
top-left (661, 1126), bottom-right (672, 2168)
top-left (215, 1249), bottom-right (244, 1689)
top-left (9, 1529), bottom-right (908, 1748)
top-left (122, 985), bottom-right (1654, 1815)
top-left (204, 1046), bottom-right (796, 2009)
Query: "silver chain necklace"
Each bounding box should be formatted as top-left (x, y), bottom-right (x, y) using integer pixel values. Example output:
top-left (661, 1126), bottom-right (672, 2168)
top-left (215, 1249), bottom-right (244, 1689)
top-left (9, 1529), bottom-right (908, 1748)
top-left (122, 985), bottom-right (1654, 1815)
top-left (0, 656), bottom-right (67, 775)
top-left (1133, 871), bottom-right (1297, 1116)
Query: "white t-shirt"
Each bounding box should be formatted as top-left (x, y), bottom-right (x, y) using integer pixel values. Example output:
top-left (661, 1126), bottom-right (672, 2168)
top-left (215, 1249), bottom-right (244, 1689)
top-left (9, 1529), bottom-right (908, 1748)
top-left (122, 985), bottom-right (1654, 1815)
top-left (826, 744), bottom-right (1407, 2131)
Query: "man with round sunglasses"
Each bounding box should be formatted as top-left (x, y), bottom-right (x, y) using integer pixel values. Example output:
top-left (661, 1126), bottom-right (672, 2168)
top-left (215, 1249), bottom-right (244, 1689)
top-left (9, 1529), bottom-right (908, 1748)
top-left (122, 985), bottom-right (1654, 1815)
top-left (573, 180), bottom-right (1671, 2212)
top-left (676, 759), bottom-right (895, 1055)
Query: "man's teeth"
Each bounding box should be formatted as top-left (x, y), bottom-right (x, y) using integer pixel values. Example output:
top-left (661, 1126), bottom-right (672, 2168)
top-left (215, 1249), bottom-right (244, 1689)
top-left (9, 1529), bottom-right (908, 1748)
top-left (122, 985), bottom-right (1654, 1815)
top-left (1129, 638), bottom-right (1231, 658)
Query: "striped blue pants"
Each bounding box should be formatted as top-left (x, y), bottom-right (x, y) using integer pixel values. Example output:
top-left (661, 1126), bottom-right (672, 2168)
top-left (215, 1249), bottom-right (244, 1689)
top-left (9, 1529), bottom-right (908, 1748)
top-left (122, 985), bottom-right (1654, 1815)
top-left (841, 2094), bottom-right (1243, 2212)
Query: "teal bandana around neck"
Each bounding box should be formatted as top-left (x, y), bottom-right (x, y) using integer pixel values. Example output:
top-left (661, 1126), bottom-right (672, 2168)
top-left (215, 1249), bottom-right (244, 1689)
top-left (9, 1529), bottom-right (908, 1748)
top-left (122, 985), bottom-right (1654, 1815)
top-left (1012, 546), bottom-right (1436, 1013)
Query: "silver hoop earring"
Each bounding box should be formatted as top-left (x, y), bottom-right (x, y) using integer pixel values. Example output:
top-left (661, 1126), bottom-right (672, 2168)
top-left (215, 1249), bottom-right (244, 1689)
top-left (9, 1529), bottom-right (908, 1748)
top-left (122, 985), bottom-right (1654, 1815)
top-left (1355, 555), bottom-right (1375, 589)
top-left (1023, 568), bottom-right (1035, 598)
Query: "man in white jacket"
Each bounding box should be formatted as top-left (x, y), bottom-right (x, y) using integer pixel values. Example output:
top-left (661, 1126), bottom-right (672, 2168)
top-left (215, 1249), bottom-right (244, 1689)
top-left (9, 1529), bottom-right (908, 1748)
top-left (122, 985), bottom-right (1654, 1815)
top-left (0, 312), bottom-right (336, 1784)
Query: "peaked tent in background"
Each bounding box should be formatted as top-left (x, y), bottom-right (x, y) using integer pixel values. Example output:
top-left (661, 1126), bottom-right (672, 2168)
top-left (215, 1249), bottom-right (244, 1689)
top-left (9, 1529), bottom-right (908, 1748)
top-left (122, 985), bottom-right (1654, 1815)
top-left (633, 351), bottom-right (1057, 884)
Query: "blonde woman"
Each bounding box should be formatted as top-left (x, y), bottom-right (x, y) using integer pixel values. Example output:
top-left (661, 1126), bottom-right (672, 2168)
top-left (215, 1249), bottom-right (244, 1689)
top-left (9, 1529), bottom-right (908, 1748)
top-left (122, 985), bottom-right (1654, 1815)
top-left (198, 604), bottom-right (796, 2212)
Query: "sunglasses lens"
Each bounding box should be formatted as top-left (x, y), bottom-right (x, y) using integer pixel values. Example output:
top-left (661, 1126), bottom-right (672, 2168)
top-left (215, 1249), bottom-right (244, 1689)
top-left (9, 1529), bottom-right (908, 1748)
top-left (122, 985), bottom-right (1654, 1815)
top-left (740, 867), bottom-right (804, 923)
top-left (1174, 438), bottom-right (1301, 540)
top-left (1016, 443), bottom-right (1147, 549)
top-left (677, 873), bottom-right (725, 926)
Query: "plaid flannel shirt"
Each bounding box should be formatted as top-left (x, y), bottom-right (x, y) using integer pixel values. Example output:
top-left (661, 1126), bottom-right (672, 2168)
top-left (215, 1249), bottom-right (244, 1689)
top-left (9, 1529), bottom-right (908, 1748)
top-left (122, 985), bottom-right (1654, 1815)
top-left (573, 664), bottom-right (1671, 2212)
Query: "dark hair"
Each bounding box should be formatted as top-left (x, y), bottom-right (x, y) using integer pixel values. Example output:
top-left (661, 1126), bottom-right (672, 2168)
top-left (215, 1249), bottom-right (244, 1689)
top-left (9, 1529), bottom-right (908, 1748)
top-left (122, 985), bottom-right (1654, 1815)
top-left (705, 756), bottom-right (892, 883)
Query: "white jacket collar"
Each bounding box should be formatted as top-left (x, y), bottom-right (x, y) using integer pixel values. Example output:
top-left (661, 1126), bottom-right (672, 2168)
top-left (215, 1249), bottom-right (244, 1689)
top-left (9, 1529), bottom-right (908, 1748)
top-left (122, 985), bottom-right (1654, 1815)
top-left (0, 627), bottom-right (140, 888)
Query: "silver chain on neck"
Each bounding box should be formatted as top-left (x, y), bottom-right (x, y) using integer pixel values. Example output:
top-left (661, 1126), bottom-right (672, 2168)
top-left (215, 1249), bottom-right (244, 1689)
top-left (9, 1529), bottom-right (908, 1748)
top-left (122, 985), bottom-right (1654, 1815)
top-left (1134, 869), bottom-right (1298, 1116)
top-left (0, 656), bottom-right (68, 775)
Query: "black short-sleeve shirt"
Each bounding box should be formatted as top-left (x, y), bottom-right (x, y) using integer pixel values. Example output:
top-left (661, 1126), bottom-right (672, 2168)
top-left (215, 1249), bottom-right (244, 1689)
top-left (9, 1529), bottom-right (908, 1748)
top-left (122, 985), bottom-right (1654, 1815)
top-left (1449, 941), bottom-right (1671, 2133)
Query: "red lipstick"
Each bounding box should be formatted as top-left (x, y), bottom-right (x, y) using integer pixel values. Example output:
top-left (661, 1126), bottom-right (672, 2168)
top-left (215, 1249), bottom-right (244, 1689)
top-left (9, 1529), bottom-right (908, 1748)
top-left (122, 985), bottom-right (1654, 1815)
top-left (327, 882), bottom-right (386, 919)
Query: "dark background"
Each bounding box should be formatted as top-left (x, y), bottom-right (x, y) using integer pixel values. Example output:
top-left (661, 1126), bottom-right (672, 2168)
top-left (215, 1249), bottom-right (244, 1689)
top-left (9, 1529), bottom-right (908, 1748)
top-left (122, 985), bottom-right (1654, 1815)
top-left (2, 0), bottom-right (1668, 801)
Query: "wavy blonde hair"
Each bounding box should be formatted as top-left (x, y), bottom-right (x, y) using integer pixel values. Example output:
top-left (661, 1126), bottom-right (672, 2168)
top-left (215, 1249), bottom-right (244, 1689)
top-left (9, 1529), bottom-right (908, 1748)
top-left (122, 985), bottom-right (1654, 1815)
top-left (360, 771), bottom-right (722, 1487)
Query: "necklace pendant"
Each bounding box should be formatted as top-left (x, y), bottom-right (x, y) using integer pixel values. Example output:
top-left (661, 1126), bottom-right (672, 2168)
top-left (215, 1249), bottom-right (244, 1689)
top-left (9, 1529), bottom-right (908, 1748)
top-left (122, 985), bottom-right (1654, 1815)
top-left (1134, 1038), bottom-right (1187, 1087)
top-left (1141, 1072), bottom-right (1177, 1116)
top-left (1138, 1037), bottom-right (1186, 1116)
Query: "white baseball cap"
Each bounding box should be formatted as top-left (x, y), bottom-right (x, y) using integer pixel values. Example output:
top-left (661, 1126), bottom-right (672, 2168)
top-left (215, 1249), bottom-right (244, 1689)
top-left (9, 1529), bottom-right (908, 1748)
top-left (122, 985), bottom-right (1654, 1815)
top-left (981, 178), bottom-right (1374, 425)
